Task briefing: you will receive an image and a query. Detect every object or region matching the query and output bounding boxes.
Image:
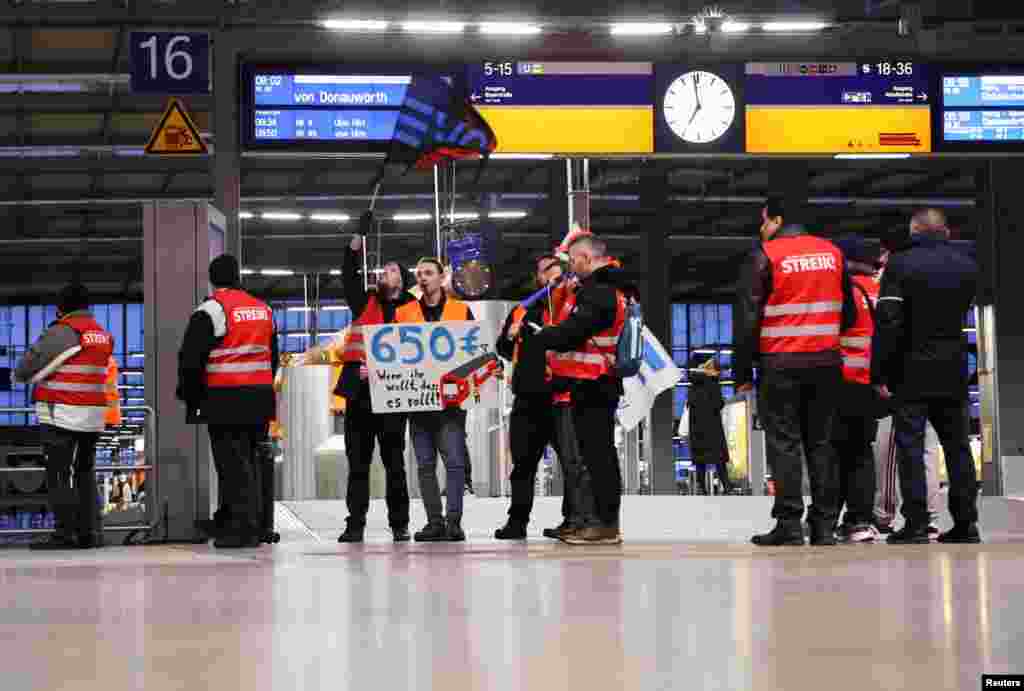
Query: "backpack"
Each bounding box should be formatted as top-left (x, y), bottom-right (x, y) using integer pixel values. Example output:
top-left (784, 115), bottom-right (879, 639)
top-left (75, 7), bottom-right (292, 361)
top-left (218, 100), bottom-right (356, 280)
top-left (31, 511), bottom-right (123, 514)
top-left (615, 298), bottom-right (645, 378)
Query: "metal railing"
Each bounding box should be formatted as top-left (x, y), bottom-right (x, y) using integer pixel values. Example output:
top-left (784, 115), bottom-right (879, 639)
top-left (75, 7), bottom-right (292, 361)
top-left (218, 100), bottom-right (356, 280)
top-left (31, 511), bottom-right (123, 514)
top-left (0, 405), bottom-right (158, 540)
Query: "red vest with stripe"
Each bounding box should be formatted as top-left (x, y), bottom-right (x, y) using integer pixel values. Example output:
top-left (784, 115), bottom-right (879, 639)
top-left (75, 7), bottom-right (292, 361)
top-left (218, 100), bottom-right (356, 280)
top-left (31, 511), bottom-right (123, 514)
top-left (205, 289), bottom-right (274, 389)
top-left (342, 295), bottom-right (385, 364)
top-left (759, 236), bottom-right (844, 355)
top-left (511, 302), bottom-right (570, 404)
top-left (841, 274), bottom-right (880, 385)
top-left (33, 314), bottom-right (114, 407)
top-left (549, 286), bottom-right (627, 381)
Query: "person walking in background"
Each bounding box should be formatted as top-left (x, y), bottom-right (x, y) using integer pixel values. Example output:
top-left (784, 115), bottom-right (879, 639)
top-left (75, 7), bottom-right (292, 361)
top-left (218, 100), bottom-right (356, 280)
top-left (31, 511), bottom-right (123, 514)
top-left (872, 208), bottom-right (981, 544)
top-left (15, 284), bottom-right (112, 550)
top-left (687, 355), bottom-right (734, 496)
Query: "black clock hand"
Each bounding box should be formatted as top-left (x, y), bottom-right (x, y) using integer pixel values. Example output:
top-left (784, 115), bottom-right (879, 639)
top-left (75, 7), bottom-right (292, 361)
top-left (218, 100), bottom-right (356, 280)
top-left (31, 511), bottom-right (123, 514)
top-left (693, 73), bottom-right (702, 110)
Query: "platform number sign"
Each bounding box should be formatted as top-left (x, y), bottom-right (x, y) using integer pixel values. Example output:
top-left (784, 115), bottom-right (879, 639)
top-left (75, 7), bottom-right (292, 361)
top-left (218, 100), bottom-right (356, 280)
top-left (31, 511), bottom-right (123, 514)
top-left (129, 32), bottom-right (209, 94)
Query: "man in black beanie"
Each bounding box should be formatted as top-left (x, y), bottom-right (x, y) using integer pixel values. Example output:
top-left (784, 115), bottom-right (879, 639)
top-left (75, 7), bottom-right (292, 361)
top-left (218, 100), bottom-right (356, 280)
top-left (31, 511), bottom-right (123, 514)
top-left (334, 212), bottom-right (418, 543)
top-left (177, 254), bottom-right (280, 548)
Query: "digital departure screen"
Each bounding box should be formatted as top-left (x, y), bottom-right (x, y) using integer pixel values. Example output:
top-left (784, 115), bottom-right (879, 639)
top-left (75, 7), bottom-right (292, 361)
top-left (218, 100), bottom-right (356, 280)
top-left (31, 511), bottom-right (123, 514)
top-left (744, 61), bottom-right (932, 153)
top-left (941, 74), bottom-right (1024, 143)
top-left (467, 61), bottom-right (654, 153)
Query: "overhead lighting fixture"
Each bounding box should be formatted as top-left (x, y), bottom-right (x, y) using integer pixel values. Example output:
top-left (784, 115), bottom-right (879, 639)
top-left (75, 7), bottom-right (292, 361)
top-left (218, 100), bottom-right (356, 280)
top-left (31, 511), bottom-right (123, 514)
top-left (240, 269), bottom-right (256, 275)
top-left (491, 153), bottom-right (554, 160)
top-left (286, 333), bottom-right (312, 339)
top-left (489, 210), bottom-right (528, 219)
top-left (239, 212), bottom-right (255, 219)
top-left (721, 21), bottom-right (751, 33)
top-left (445, 212), bottom-right (480, 221)
top-left (261, 212), bottom-right (303, 221)
top-left (610, 22), bottom-right (673, 35)
top-left (478, 22), bottom-right (542, 35)
top-left (310, 213), bottom-right (351, 223)
top-left (128, 353), bottom-right (145, 359)
top-left (260, 269), bottom-right (295, 276)
top-left (834, 153), bottom-right (911, 160)
top-left (286, 306), bottom-right (314, 312)
top-left (328, 269), bottom-right (342, 276)
top-left (762, 21), bottom-right (829, 32)
top-left (401, 21), bottom-right (465, 34)
top-left (321, 19), bottom-right (390, 31)
top-left (393, 213), bottom-right (433, 222)
top-left (323, 305), bottom-right (351, 312)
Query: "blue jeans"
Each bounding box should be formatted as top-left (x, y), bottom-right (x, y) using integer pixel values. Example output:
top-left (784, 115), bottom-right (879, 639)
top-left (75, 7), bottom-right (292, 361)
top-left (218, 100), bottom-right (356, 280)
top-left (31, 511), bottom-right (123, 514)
top-left (410, 408), bottom-right (469, 523)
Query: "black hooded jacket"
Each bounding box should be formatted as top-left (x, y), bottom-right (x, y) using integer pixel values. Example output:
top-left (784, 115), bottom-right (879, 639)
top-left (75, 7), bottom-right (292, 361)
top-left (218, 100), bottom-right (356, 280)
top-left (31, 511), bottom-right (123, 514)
top-left (531, 263), bottom-right (637, 401)
top-left (335, 246), bottom-right (416, 402)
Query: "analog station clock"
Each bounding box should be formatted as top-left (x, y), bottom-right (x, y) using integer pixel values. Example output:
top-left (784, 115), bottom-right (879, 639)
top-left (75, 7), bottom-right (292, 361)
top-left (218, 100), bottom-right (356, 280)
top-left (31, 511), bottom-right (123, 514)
top-left (663, 70), bottom-right (737, 144)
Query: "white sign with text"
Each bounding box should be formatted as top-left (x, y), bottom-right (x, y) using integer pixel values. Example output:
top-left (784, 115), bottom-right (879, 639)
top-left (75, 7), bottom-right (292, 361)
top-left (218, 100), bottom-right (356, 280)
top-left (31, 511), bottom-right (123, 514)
top-left (364, 321), bottom-right (501, 414)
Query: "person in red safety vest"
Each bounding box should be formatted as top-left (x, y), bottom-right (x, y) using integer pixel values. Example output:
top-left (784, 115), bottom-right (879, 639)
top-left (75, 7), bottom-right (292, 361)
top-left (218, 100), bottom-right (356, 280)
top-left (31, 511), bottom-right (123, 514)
top-left (530, 233), bottom-right (631, 545)
top-left (335, 212), bottom-right (418, 544)
top-left (177, 254), bottom-right (279, 549)
top-left (494, 254), bottom-right (595, 541)
top-left (735, 196), bottom-right (857, 547)
top-left (830, 235), bottom-right (885, 544)
top-left (15, 284), bottom-right (113, 550)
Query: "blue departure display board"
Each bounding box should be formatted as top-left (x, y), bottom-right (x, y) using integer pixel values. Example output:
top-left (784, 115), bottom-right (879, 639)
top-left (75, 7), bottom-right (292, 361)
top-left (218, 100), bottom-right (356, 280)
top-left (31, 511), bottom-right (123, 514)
top-left (940, 72), bottom-right (1024, 145)
top-left (943, 76), bottom-right (1024, 108)
top-left (241, 64), bottom-right (451, 152)
top-left (944, 110), bottom-right (1024, 141)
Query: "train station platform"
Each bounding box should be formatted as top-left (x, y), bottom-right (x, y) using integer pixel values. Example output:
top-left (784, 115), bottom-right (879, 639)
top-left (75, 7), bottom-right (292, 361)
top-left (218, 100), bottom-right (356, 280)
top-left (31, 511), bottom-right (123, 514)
top-left (1, 496), bottom-right (1021, 691)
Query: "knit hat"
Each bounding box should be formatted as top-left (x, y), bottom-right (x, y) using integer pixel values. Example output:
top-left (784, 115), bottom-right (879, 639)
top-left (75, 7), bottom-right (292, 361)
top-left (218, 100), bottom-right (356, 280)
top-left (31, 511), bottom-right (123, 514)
top-left (209, 254), bottom-right (241, 288)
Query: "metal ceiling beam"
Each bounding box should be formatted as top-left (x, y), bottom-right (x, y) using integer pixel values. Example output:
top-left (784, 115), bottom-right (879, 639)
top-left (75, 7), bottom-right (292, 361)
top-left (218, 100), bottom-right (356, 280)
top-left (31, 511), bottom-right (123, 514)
top-left (0, 93), bottom-right (212, 114)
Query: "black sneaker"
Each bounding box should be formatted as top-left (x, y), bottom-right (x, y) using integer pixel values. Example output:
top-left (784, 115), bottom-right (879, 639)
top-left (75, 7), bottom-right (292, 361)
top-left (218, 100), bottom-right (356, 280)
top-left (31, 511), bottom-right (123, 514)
top-left (937, 523), bottom-right (981, 544)
top-left (214, 534), bottom-right (262, 549)
top-left (887, 524), bottom-right (930, 544)
top-left (262, 532), bottom-right (281, 544)
top-left (337, 520), bottom-right (365, 544)
top-left (414, 521), bottom-right (448, 542)
top-left (446, 516), bottom-right (466, 542)
top-left (808, 522), bottom-right (838, 546)
top-left (751, 521), bottom-right (804, 546)
top-left (495, 520), bottom-right (528, 540)
top-left (392, 526), bottom-right (411, 543)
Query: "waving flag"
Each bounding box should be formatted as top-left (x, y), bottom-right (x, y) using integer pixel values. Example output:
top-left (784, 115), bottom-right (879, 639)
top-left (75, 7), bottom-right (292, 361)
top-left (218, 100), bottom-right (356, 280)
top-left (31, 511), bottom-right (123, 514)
top-left (373, 73), bottom-right (497, 187)
top-left (617, 327), bottom-right (682, 431)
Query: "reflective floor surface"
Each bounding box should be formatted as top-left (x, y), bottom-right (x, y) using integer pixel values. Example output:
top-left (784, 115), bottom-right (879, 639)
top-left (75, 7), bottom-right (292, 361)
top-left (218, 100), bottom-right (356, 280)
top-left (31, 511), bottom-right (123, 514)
top-left (1, 497), bottom-right (1022, 691)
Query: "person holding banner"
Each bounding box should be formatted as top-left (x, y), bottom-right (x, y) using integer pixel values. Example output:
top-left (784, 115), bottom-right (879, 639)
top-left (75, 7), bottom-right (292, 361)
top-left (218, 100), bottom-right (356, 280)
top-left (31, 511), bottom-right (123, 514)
top-left (532, 234), bottom-right (631, 545)
top-left (494, 254), bottom-right (594, 541)
top-left (396, 258), bottom-right (476, 542)
top-left (335, 217), bottom-right (418, 544)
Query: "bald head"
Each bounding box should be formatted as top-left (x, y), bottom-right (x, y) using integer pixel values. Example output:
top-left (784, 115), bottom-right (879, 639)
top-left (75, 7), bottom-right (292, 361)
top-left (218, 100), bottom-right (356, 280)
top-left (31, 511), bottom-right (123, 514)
top-left (910, 208), bottom-right (949, 237)
top-left (567, 234), bottom-right (610, 278)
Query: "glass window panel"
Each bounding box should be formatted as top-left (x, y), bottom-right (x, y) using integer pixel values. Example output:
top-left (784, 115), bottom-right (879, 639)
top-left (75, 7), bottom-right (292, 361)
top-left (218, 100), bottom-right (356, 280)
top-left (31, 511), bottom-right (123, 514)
top-left (720, 304), bottom-right (733, 344)
top-left (675, 386), bottom-right (688, 419)
top-left (28, 306), bottom-right (46, 344)
top-left (672, 304), bottom-right (688, 350)
top-left (108, 304), bottom-right (124, 354)
top-left (126, 304), bottom-right (144, 353)
top-left (12, 306), bottom-right (26, 347)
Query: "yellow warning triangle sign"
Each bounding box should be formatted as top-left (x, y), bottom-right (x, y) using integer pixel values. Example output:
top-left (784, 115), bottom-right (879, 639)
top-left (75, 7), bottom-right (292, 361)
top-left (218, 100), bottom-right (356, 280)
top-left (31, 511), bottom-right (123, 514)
top-left (145, 98), bottom-right (208, 155)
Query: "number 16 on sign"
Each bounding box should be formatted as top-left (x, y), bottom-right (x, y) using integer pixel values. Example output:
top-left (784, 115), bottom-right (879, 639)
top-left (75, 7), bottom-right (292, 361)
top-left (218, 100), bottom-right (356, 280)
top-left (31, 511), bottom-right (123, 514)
top-left (130, 32), bottom-right (210, 94)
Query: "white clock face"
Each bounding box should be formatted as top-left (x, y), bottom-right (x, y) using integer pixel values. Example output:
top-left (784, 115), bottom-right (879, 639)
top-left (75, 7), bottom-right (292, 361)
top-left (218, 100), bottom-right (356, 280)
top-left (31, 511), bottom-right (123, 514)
top-left (663, 70), bottom-right (737, 144)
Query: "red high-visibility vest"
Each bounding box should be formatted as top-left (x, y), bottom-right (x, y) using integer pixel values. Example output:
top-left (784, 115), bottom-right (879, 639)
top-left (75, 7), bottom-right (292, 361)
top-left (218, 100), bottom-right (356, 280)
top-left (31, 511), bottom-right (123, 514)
top-left (394, 295), bottom-right (471, 323)
top-left (841, 274), bottom-right (880, 385)
top-left (33, 314), bottom-right (114, 408)
top-left (549, 287), bottom-right (627, 381)
top-left (510, 302), bottom-right (571, 404)
top-left (342, 295), bottom-right (385, 364)
top-left (205, 289), bottom-right (274, 389)
top-left (759, 236), bottom-right (844, 355)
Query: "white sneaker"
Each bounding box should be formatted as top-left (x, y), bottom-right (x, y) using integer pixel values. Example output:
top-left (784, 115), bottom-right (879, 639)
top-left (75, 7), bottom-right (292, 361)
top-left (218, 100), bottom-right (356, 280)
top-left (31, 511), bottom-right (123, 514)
top-left (844, 524), bottom-right (880, 543)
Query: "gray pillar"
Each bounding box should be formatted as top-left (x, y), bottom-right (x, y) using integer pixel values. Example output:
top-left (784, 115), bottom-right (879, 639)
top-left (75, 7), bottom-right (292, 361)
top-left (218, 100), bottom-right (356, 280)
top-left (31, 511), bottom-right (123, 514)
top-left (547, 159), bottom-right (569, 245)
top-left (144, 202), bottom-right (222, 541)
top-left (641, 168), bottom-right (675, 494)
top-left (985, 160), bottom-right (1024, 495)
top-left (213, 29), bottom-right (241, 256)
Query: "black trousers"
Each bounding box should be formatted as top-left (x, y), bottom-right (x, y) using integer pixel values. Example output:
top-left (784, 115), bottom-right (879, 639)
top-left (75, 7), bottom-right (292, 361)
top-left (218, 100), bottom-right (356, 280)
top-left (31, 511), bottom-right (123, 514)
top-left (507, 395), bottom-right (593, 525)
top-left (758, 366), bottom-right (841, 525)
top-left (256, 435), bottom-right (275, 536)
top-left (42, 425), bottom-right (100, 540)
top-left (343, 398), bottom-right (410, 529)
top-left (208, 425), bottom-right (264, 536)
top-left (893, 398), bottom-right (978, 526)
top-left (834, 412), bottom-right (878, 527)
top-left (573, 390), bottom-right (622, 528)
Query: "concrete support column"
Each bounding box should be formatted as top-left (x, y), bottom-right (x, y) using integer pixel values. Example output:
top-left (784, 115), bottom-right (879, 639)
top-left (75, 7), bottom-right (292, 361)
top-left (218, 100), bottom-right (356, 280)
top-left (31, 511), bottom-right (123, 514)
top-left (640, 166), bottom-right (675, 495)
top-left (213, 29), bottom-right (241, 257)
top-left (144, 202), bottom-right (223, 541)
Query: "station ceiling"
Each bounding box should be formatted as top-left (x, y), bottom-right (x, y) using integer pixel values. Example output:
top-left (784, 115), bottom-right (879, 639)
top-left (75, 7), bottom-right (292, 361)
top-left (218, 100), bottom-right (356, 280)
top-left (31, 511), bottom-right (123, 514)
top-left (0, 2), bottom-right (1004, 303)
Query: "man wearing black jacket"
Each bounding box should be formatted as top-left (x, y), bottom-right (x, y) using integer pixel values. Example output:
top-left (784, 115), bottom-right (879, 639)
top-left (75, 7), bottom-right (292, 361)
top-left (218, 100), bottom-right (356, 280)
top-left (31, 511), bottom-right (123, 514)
top-left (334, 220), bottom-right (417, 543)
top-left (177, 255), bottom-right (280, 548)
top-left (494, 255), bottom-right (594, 540)
top-left (532, 235), bottom-right (632, 545)
top-left (872, 208), bottom-right (981, 544)
top-left (735, 198), bottom-right (857, 546)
